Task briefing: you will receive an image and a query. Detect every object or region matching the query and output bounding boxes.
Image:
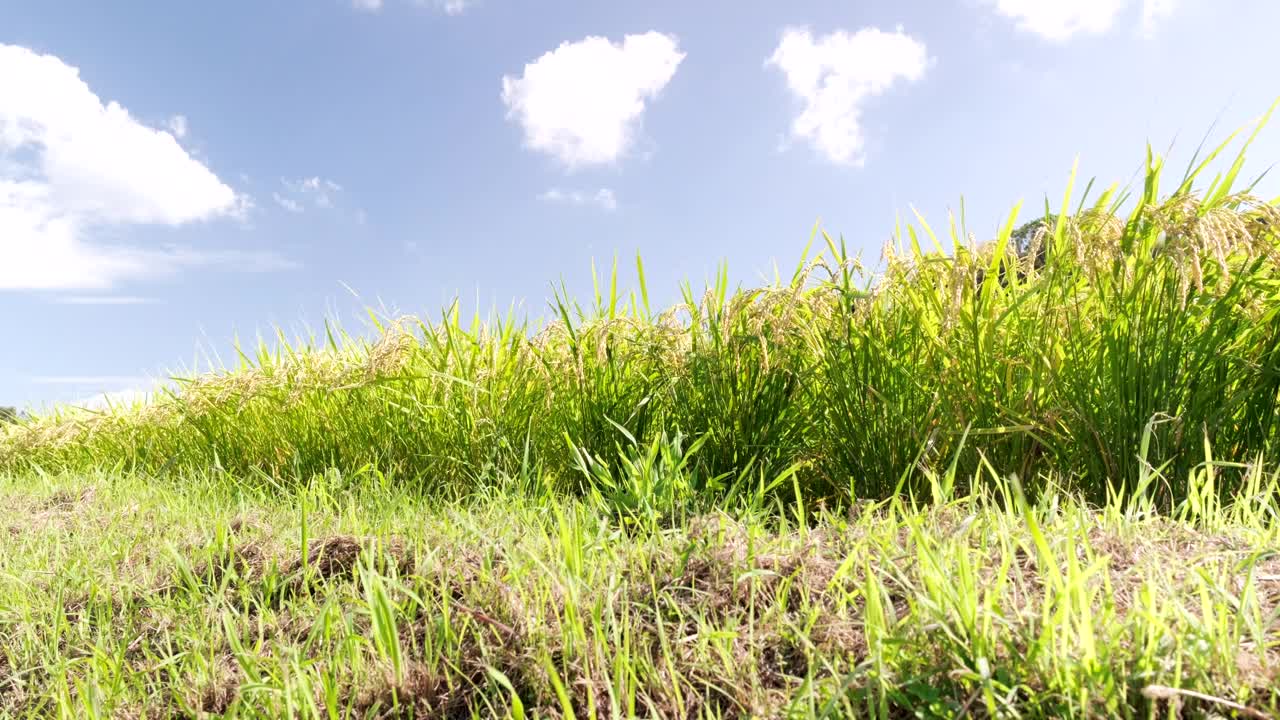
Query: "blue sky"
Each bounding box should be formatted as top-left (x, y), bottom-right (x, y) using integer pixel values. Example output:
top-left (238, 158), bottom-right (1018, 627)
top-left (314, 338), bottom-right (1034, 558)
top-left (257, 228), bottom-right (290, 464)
top-left (3, 0), bottom-right (1279, 409)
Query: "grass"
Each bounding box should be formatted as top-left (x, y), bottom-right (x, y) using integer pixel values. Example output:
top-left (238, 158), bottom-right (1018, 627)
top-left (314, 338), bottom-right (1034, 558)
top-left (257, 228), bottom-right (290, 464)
top-left (1, 467), bottom-right (1277, 719)
top-left (3, 115), bottom-right (1280, 717)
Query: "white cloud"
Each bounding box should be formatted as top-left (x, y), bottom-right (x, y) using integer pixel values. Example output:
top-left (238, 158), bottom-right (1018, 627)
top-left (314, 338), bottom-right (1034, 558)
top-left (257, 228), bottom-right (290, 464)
top-left (502, 32), bottom-right (685, 169)
top-left (6, 380), bottom-right (161, 414)
top-left (65, 379), bottom-right (173, 411)
top-left (273, 192), bottom-right (304, 213)
top-left (354, 0), bottom-right (473, 14)
top-left (983, 0), bottom-right (1122, 40)
top-left (767, 27), bottom-right (927, 167)
top-left (595, 188), bottom-right (617, 211)
top-left (52, 295), bottom-right (160, 305)
top-left (1141, 0), bottom-right (1177, 35)
top-left (274, 176), bottom-right (342, 213)
top-left (73, 386), bottom-right (159, 410)
top-left (167, 114), bottom-right (188, 139)
top-left (0, 182), bottom-right (284, 290)
top-left (0, 43), bottom-right (267, 290)
top-left (33, 375), bottom-right (153, 386)
top-left (539, 187), bottom-right (618, 211)
top-left (981, 0), bottom-right (1174, 41)
top-left (229, 193), bottom-right (255, 222)
top-left (433, 0), bottom-right (473, 14)
top-left (37, 376), bottom-right (164, 411)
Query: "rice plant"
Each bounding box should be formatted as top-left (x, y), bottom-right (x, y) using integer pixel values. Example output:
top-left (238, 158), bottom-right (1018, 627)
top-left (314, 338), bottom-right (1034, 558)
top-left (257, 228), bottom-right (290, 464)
top-left (4, 113), bottom-right (1280, 512)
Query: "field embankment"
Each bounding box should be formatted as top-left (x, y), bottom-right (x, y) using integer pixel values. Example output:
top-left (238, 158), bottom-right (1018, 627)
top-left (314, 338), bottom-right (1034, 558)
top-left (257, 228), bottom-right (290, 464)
top-left (1, 472), bottom-right (1278, 718)
top-left (3, 126), bottom-right (1280, 717)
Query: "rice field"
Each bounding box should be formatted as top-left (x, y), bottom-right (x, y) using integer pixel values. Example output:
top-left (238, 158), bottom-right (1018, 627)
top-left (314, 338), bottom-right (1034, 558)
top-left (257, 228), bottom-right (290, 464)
top-left (2, 118), bottom-right (1280, 718)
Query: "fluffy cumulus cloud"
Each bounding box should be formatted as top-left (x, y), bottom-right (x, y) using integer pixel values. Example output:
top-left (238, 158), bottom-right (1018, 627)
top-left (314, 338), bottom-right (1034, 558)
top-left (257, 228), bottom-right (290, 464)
top-left (767, 27), bottom-right (927, 167)
top-left (502, 32), bottom-right (685, 169)
top-left (538, 187), bottom-right (617, 211)
top-left (982, 0), bottom-right (1176, 41)
top-left (0, 43), bottom-right (273, 290)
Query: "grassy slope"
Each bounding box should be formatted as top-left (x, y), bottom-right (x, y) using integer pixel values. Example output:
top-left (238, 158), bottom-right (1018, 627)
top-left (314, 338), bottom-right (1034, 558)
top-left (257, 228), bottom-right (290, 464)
top-left (4, 124), bottom-right (1280, 718)
top-left (1, 470), bottom-right (1277, 719)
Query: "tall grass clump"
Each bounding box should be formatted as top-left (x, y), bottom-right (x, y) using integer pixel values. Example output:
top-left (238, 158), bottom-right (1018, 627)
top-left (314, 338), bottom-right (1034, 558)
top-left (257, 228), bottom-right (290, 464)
top-left (4, 113), bottom-right (1280, 508)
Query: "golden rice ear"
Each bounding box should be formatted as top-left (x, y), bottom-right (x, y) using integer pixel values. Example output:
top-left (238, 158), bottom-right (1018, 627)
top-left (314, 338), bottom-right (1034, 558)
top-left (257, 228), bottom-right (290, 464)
top-left (363, 315), bottom-right (417, 380)
top-left (1139, 192), bottom-right (1280, 304)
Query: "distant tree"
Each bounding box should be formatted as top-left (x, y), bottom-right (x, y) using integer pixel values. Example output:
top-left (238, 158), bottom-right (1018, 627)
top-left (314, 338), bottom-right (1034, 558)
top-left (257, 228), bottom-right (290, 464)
top-left (0, 406), bottom-right (16, 424)
top-left (1010, 214), bottom-right (1057, 272)
top-left (975, 214), bottom-right (1057, 289)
